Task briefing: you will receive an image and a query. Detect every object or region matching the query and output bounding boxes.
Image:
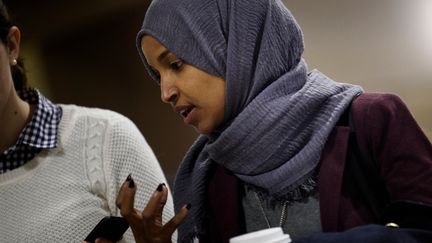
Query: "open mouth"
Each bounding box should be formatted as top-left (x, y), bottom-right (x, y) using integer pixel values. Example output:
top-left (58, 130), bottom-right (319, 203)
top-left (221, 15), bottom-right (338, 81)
top-left (179, 106), bottom-right (194, 118)
top-left (174, 104), bottom-right (196, 125)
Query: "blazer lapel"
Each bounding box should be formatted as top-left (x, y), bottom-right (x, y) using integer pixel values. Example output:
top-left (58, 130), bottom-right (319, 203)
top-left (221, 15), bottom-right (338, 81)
top-left (207, 164), bottom-right (245, 243)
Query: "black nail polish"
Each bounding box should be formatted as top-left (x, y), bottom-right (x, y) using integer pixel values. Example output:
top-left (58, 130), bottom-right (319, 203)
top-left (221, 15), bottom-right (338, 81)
top-left (186, 203), bottom-right (192, 210)
top-left (156, 183), bottom-right (165, 192)
top-left (127, 174), bottom-right (135, 188)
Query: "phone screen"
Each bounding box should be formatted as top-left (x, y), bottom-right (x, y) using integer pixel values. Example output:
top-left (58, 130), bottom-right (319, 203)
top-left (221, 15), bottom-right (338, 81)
top-left (85, 216), bottom-right (129, 243)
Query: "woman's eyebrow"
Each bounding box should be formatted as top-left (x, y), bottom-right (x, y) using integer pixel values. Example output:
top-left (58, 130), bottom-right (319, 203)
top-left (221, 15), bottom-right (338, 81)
top-left (157, 50), bottom-right (170, 62)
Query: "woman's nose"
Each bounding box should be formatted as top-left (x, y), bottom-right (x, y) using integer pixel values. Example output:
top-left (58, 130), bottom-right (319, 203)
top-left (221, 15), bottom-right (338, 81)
top-left (160, 78), bottom-right (178, 104)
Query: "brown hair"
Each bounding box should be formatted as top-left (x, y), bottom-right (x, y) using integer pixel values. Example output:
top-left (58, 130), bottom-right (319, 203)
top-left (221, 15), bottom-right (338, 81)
top-left (0, 0), bottom-right (27, 91)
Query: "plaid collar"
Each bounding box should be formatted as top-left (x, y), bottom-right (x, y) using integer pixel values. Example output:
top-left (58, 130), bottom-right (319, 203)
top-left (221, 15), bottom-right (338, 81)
top-left (13, 88), bottom-right (62, 149)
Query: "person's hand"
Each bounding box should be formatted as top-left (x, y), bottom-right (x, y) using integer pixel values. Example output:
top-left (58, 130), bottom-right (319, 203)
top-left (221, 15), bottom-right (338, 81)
top-left (116, 175), bottom-right (190, 243)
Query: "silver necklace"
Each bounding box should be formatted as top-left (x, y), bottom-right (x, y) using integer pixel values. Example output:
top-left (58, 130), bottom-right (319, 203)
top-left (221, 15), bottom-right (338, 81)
top-left (254, 192), bottom-right (288, 228)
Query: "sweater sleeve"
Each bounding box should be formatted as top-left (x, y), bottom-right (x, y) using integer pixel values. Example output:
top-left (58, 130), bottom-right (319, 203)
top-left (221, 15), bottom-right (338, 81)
top-left (102, 113), bottom-right (176, 242)
top-left (353, 93), bottom-right (432, 204)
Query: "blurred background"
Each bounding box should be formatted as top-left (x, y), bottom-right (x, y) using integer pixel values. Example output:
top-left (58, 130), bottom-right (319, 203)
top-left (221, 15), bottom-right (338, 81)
top-left (5, 0), bottom-right (431, 183)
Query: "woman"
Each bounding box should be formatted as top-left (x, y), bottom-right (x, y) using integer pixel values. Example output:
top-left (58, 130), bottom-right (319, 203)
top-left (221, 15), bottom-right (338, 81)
top-left (0, 1), bottom-right (175, 242)
top-left (116, 0), bottom-right (432, 242)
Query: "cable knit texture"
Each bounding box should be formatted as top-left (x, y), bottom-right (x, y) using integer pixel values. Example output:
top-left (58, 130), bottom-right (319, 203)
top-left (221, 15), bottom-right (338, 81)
top-left (0, 105), bottom-right (175, 243)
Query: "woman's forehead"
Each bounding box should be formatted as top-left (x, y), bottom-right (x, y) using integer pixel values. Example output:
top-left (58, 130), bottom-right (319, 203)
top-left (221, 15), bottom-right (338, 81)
top-left (141, 36), bottom-right (168, 62)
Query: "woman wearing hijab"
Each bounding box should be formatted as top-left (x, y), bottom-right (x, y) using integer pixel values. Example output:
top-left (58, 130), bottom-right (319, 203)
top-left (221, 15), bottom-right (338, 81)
top-left (115, 0), bottom-right (432, 242)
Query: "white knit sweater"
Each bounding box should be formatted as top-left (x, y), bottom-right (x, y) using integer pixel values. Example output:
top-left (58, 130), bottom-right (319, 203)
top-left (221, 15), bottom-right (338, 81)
top-left (0, 105), bottom-right (175, 243)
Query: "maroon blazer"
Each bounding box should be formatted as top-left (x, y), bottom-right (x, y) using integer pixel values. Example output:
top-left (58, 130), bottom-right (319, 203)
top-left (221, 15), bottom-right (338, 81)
top-left (205, 93), bottom-right (432, 243)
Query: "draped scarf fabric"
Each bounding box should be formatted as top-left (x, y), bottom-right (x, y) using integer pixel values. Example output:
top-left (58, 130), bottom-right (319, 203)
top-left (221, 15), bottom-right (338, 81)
top-left (137, 0), bottom-right (363, 242)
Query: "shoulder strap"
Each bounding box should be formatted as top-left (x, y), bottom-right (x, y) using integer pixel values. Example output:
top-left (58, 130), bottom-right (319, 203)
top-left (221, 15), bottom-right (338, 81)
top-left (345, 98), bottom-right (390, 222)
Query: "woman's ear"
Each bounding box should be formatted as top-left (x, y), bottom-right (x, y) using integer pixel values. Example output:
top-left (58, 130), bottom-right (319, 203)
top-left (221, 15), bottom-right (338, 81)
top-left (7, 26), bottom-right (21, 62)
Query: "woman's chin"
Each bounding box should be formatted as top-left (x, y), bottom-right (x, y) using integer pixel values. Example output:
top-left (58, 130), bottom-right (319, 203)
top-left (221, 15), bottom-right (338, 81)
top-left (193, 124), bottom-right (213, 135)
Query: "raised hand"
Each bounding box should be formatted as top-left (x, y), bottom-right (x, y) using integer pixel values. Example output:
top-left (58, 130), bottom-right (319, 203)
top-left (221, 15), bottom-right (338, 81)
top-left (116, 175), bottom-right (189, 243)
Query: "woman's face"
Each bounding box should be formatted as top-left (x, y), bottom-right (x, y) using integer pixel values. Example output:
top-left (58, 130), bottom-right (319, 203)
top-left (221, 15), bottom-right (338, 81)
top-left (141, 35), bottom-right (225, 135)
top-left (0, 27), bottom-right (20, 112)
top-left (0, 41), bottom-right (12, 102)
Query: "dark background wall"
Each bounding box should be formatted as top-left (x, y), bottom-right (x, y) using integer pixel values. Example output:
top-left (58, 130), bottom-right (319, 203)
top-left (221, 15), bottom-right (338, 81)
top-left (5, 0), bottom-right (198, 182)
top-left (5, 0), bottom-right (432, 182)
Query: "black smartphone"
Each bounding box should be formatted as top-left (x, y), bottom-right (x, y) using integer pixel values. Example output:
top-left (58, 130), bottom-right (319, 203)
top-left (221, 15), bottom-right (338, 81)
top-left (84, 216), bottom-right (129, 243)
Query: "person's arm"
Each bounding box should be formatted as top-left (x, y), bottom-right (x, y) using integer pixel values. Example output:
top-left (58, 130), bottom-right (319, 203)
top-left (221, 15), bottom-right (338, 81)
top-left (354, 93), bottom-right (432, 203)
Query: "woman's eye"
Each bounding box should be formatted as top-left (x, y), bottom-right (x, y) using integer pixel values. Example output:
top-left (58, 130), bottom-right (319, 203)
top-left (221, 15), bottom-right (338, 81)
top-left (169, 59), bottom-right (184, 70)
top-left (150, 67), bottom-right (161, 82)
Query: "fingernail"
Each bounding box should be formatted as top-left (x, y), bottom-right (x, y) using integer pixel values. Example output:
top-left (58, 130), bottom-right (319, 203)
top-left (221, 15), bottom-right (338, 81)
top-left (126, 174), bottom-right (135, 188)
top-left (156, 183), bottom-right (165, 192)
top-left (186, 203), bottom-right (192, 210)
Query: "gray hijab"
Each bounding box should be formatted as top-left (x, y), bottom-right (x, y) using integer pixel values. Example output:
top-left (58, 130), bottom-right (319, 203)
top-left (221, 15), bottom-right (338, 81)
top-left (137, 0), bottom-right (363, 242)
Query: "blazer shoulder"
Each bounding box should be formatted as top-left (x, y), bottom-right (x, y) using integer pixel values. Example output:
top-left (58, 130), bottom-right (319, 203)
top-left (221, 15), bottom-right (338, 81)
top-left (353, 92), bottom-right (404, 111)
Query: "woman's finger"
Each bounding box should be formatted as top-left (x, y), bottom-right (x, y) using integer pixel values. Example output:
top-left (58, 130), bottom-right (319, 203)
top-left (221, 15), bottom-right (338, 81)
top-left (117, 174), bottom-right (137, 220)
top-left (154, 183), bottom-right (168, 225)
top-left (141, 183), bottom-right (166, 221)
top-left (162, 204), bottom-right (190, 236)
top-left (115, 181), bottom-right (127, 209)
top-left (116, 174), bottom-right (136, 208)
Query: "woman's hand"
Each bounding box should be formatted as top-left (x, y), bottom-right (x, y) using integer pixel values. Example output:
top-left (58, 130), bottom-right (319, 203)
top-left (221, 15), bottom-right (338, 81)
top-left (116, 175), bottom-right (189, 243)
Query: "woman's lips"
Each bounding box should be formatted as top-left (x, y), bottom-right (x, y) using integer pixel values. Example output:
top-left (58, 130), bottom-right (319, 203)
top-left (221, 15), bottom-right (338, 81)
top-left (179, 107), bottom-right (192, 118)
top-left (175, 105), bottom-right (196, 125)
top-left (182, 107), bottom-right (196, 125)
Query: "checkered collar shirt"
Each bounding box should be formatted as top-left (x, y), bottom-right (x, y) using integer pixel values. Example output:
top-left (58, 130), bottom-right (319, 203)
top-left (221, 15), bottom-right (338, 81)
top-left (0, 88), bottom-right (62, 174)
